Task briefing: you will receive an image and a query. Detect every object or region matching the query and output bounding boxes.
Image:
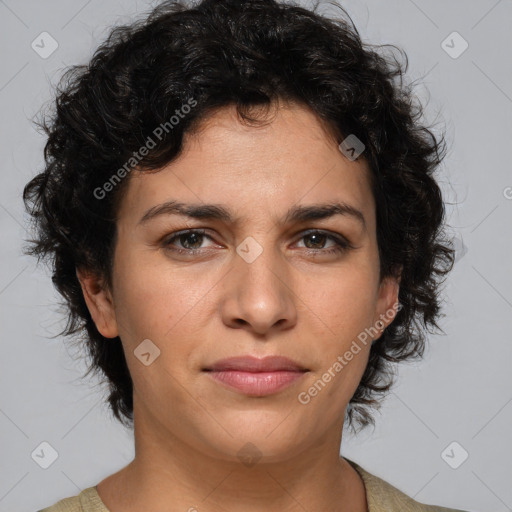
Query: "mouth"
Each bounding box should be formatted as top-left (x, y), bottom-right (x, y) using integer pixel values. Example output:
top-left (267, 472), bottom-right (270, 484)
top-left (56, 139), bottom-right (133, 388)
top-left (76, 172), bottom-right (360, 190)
top-left (202, 355), bottom-right (309, 397)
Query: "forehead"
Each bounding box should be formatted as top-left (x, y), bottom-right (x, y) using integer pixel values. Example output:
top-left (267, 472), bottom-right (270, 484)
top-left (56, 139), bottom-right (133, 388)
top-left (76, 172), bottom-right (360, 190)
top-left (117, 102), bottom-right (375, 228)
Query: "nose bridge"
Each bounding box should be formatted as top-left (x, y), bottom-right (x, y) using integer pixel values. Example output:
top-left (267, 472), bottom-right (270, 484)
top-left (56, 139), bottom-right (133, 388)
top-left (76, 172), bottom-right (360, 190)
top-left (238, 238), bottom-right (283, 293)
top-left (221, 234), bottom-right (297, 334)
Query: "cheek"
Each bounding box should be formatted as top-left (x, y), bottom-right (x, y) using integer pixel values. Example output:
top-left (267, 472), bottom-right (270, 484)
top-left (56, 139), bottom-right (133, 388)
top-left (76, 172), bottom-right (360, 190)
top-left (296, 264), bottom-right (378, 397)
top-left (111, 249), bottom-right (222, 395)
top-left (112, 247), bottom-right (205, 340)
top-left (301, 263), bottom-right (379, 341)
top-left (111, 256), bottom-right (206, 408)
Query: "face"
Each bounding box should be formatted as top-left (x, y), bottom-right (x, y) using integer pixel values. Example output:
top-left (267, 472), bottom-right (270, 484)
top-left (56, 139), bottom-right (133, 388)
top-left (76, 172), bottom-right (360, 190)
top-left (79, 101), bottom-right (399, 463)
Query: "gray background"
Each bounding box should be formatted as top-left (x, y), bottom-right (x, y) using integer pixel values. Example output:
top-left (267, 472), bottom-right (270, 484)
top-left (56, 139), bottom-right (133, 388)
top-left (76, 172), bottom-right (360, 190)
top-left (1, 0), bottom-right (511, 511)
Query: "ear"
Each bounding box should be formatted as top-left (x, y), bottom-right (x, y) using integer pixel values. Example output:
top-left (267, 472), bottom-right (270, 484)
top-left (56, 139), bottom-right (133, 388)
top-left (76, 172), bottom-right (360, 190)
top-left (76, 267), bottom-right (118, 339)
top-left (372, 268), bottom-right (402, 342)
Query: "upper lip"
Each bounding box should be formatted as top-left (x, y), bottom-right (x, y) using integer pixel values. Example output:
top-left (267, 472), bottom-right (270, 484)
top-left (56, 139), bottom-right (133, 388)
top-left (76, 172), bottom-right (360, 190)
top-left (204, 355), bottom-right (308, 372)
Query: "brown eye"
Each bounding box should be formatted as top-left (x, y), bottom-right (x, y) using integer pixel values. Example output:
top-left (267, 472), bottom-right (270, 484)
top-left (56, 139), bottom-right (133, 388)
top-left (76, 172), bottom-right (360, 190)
top-left (162, 229), bottom-right (213, 254)
top-left (297, 230), bottom-right (352, 255)
top-left (303, 232), bottom-right (329, 249)
top-left (175, 232), bottom-right (204, 250)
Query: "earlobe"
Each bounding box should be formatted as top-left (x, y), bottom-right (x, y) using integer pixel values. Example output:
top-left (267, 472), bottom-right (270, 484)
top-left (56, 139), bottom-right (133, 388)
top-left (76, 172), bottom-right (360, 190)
top-left (76, 267), bottom-right (118, 339)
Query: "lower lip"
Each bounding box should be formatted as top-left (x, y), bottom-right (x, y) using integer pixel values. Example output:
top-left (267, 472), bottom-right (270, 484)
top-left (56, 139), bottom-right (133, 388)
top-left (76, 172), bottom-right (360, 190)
top-left (205, 370), bottom-right (307, 396)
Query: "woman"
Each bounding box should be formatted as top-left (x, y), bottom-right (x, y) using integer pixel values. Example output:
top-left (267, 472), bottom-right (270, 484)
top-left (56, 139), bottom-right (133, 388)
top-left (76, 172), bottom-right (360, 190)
top-left (25, 0), bottom-right (467, 510)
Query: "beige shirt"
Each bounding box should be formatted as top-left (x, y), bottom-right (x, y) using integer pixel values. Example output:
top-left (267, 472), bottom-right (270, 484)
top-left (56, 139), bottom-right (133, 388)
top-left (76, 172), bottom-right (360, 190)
top-left (37, 458), bottom-right (468, 512)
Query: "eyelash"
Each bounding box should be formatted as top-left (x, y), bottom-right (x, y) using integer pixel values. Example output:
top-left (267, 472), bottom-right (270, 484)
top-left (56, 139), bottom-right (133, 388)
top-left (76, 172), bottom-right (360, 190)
top-left (161, 229), bottom-right (353, 256)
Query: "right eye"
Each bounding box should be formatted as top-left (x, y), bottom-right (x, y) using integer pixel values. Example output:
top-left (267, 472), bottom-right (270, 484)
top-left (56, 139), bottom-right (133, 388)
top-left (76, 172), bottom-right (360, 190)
top-left (162, 229), bottom-right (216, 255)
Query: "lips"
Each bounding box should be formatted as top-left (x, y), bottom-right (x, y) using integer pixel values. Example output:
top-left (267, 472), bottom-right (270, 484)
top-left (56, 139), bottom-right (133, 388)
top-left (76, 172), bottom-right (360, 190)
top-left (203, 356), bottom-right (309, 396)
top-left (204, 355), bottom-right (308, 373)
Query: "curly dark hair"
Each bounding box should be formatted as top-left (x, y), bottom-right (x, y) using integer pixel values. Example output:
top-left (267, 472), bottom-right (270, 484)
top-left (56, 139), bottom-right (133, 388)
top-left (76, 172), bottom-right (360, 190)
top-left (23, 0), bottom-right (455, 433)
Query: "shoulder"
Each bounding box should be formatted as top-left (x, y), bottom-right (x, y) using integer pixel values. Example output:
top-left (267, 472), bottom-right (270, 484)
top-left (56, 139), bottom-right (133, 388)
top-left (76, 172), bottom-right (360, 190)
top-left (345, 458), bottom-right (470, 512)
top-left (37, 487), bottom-right (108, 512)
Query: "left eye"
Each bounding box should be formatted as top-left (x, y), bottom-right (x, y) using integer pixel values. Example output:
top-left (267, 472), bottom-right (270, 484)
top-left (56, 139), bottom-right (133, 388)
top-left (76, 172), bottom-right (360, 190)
top-left (162, 229), bottom-right (351, 255)
top-left (296, 230), bottom-right (350, 253)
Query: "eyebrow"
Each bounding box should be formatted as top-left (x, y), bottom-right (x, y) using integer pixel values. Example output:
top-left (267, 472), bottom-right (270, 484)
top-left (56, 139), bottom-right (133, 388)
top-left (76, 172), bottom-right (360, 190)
top-left (139, 200), bottom-right (366, 230)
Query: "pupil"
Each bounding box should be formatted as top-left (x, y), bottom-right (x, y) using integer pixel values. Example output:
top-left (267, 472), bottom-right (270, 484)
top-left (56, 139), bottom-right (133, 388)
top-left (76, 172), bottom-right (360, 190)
top-left (182, 233), bottom-right (202, 249)
top-left (305, 233), bottom-right (325, 249)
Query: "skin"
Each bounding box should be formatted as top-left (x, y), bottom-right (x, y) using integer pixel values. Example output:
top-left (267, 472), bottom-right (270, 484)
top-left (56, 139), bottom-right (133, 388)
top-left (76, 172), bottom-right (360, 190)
top-left (78, 100), bottom-right (400, 512)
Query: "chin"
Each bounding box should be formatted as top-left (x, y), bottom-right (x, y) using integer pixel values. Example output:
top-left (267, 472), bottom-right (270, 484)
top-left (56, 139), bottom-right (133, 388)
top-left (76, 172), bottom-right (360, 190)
top-left (193, 410), bottom-right (314, 465)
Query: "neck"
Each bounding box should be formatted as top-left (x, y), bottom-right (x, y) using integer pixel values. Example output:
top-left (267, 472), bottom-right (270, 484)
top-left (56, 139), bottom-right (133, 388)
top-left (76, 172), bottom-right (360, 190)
top-left (96, 404), bottom-right (368, 512)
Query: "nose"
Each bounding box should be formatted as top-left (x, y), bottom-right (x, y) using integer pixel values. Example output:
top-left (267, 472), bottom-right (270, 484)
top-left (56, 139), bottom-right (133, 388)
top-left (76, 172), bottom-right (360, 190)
top-left (219, 244), bottom-right (298, 336)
